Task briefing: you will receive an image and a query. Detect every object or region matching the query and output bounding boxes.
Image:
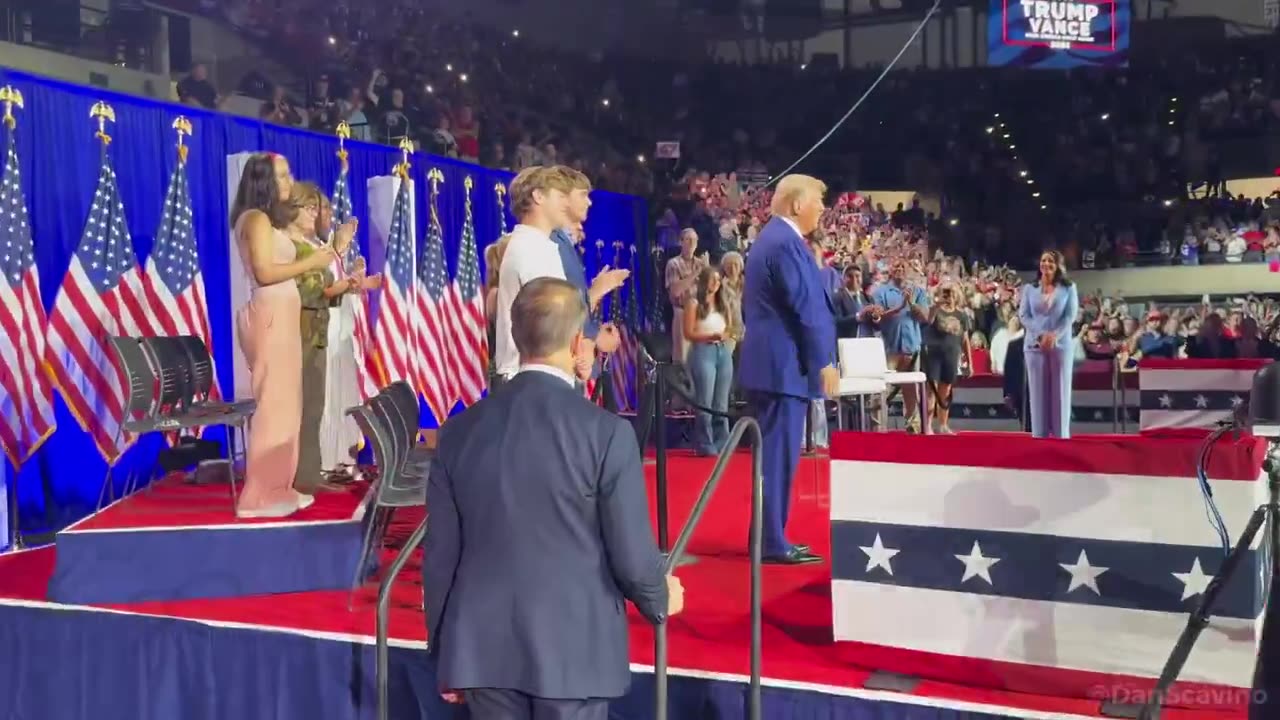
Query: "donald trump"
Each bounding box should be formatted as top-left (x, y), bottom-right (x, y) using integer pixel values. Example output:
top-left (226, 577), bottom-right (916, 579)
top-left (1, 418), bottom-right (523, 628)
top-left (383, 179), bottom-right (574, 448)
top-left (738, 174), bottom-right (838, 565)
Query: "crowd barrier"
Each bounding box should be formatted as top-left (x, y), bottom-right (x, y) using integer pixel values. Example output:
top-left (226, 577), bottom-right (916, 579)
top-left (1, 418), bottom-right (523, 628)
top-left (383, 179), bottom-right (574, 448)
top-left (889, 359), bottom-right (1139, 434)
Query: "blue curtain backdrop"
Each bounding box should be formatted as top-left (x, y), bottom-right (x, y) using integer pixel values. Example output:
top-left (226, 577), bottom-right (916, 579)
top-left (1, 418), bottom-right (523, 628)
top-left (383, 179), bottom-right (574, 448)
top-left (0, 68), bottom-right (649, 537)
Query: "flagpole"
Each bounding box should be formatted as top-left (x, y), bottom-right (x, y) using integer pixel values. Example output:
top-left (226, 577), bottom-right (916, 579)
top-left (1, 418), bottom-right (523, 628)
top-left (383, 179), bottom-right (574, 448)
top-left (5, 460), bottom-right (19, 551)
top-left (1, 86), bottom-right (23, 551)
top-left (494, 182), bottom-right (509, 234)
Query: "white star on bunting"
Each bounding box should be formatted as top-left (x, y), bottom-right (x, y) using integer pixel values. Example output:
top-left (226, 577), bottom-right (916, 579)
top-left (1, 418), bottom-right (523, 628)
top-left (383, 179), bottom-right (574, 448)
top-left (1173, 558), bottom-right (1214, 601)
top-left (860, 534), bottom-right (900, 576)
top-left (1060, 550), bottom-right (1108, 595)
top-left (1159, 394), bottom-right (1172, 408)
top-left (955, 541), bottom-right (1000, 585)
top-left (1194, 394), bottom-right (1209, 408)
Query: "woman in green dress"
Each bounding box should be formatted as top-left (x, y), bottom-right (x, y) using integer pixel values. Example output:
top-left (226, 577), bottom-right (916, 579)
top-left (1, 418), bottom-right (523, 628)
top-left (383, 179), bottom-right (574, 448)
top-left (287, 182), bottom-right (358, 493)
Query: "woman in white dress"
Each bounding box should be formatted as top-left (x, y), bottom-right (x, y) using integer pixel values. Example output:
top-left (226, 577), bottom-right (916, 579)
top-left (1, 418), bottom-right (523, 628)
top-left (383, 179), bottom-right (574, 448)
top-left (317, 196), bottom-right (382, 478)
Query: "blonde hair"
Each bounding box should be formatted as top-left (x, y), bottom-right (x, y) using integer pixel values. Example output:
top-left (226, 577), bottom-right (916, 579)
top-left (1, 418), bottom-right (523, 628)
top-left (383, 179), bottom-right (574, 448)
top-left (485, 234), bottom-right (511, 287)
top-left (555, 165), bottom-right (592, 191)
top-left (508, 166), bottom-right (576, 219)
top-left (287, 181), bottom-right (328, 237)
top-left (770, 174), bottom-right (827, 217)
top-left (289, 181), bottom-right (325, 211)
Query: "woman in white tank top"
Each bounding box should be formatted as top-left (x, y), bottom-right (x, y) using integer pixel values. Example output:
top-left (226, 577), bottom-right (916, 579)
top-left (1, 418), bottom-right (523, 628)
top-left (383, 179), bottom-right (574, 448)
top-left (682, 266), bottom-right (736, 456)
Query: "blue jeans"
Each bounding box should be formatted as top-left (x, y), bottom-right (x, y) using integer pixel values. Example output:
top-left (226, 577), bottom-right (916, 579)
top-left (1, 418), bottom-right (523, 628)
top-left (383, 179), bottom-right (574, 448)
top-left (688, 342), bottom-right (733, 455)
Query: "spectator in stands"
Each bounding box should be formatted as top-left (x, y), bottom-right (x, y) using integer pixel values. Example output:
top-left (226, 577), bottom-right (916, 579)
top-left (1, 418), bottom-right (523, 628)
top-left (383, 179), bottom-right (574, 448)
top-left (261, 85), bottom-right (302, 127)
top-left (1081, 323), bottom-right (1117, 361)
top-left (989, 315), bottom-right (1022, 376)
top-left (1019, 250), bottom-right (1079, 440)
top-left (431, 114), bottom-right (459, 158)
top-left (1137, 311), bottom-right (1183, 359)
top-left (872, 259), bottom-right (930, 433)
top-left (453, 106), bottom-right (480, 163)
top-left (921, 281), bottom-right (973, 435)
top-left (339, 88), bottom-right (371, 142)
top-left (833, 265), bottom-right (880, 340)
top-left (177, 63), bottom-right (219, 110)
top-left (378, 88), bottom-right (411, 145)
top-left (665, 229), bottom-right (705, 364)
top-left (718, 251), bottom-right (745, 355)
top-left (683, 266), bottom-right (735, 456)
top-left (1186, 313), bottom-right (1237, 359)
top-left (1235, 316), bottom-right (1280, 359)
top-left (308, 75), bottom-right (339, 133)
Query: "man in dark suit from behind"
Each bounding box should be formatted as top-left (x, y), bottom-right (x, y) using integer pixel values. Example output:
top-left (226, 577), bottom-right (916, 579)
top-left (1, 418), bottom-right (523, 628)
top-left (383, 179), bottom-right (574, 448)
top-left (424, 277), bottom-right (683, 719)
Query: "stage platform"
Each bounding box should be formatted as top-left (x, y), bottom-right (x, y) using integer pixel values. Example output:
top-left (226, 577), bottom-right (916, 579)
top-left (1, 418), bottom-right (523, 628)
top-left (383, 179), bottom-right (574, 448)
top-left (46, 477), bottom-right (371, 604)
top-left (0, 444), bottom-right (1247, 719)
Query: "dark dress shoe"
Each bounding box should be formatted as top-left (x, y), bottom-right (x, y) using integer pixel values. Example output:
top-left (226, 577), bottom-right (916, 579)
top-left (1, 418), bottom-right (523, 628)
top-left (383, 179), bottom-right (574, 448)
top-left (763, 547), bottom-right (822, 565)
top-left (793, 544), bottom-right (810, 554)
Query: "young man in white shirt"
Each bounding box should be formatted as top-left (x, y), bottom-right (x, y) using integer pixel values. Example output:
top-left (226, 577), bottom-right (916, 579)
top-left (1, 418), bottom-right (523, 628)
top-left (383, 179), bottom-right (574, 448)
top-left (493, 166), bottom-right (579, 382)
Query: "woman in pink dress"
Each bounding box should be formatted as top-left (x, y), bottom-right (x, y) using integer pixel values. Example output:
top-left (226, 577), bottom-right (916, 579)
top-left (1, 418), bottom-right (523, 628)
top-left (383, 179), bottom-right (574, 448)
top-left (230, 154), bottom-right (340, 518)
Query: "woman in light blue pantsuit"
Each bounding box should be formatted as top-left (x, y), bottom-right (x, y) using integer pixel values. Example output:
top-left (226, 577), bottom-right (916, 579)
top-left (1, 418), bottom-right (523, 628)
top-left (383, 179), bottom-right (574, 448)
top-left (1018, 250), bottom-right (1079, 439)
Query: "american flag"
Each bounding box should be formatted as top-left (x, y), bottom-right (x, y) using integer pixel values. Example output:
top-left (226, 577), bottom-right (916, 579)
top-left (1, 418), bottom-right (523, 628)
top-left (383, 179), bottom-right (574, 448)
top-left (332, 161), bottom-right (379, 401)
top-left (445, 178), bottom-right (487, 408)
top-left (140, 153), bottom-right (217, 399)
top-left (45, 144), bottom-right (158, 462)
top-left (413, 177), bottom-right (455, 424)
top-left (371, 174), bottom-right (416, 389)
top-left (0, 127), bottom-right (55, 466)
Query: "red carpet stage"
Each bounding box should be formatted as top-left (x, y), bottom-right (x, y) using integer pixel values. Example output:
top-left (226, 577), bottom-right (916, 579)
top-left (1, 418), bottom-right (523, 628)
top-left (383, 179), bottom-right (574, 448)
top-left (0, 445), bottom-right (1249, 719)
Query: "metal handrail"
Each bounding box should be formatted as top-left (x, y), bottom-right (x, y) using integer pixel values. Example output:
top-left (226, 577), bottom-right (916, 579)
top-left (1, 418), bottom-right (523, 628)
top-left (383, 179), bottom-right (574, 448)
top-left (654, 364), bottom-right (763, 720)
top-left (376, 517), bottom-right (428, 720)
top-left (654, 415), bottom-right (763, 720)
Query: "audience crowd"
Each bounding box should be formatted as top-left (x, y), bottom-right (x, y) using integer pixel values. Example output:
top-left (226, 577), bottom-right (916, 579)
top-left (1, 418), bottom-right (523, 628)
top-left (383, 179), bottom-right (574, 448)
top-left (159, 0), bottom-right (1280, 269)
top-left (162, 1), bottom-right (1280, 414)
top-left (659, 174), bottom-right (1280, 433)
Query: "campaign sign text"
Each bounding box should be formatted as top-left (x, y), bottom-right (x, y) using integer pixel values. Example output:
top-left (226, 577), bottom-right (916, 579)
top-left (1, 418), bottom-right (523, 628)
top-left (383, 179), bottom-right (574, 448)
top-left (989, 0), bottom-right (1130, 70)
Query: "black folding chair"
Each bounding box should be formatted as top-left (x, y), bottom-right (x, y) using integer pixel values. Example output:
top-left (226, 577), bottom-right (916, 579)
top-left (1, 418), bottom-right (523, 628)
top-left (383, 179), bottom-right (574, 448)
top-left (98, 336), bottom-right (163, 509)
top-left (347, 397), bottom-right (428, 609)
top-left (135, 336), bottom-right (255, 510)
top-left (382, 380), bottom-right (433, 472)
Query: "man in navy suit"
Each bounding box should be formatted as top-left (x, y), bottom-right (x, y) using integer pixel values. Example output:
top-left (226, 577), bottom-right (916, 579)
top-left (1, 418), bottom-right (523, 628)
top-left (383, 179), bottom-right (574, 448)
top-left (424, 277), bottom-right (682, 719)
top-left (738, 175), bottom-right (839, 565)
